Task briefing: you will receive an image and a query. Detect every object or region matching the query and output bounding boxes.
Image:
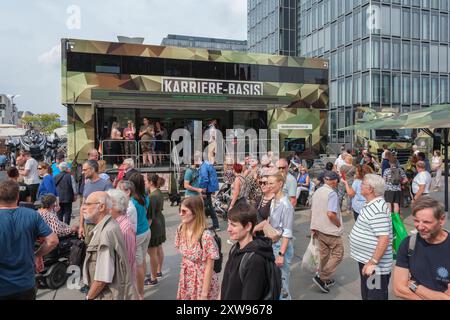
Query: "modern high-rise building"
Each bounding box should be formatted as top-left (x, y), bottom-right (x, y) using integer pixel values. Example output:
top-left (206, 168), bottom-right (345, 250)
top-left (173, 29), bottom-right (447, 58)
top-left (161, 34), bottom-right (247, 51)
top-left (249, 0), bottom-right (450, 150)
top-left (247, 0), bottom-right (297, 55)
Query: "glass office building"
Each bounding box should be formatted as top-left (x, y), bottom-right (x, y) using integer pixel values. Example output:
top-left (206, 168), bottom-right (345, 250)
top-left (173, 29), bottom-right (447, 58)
top-left (249, 0), bottom-right (450, 149)
top-left (299, 0), bottom-right (450, 147)
top-left (248, 0), bottom-right (297, 55)
top-left (161, 34), bottom-right (247, 51)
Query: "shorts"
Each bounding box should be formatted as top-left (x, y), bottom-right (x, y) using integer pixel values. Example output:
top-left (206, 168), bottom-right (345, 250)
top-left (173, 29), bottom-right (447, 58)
top-left (384, 190), bottom-right (402, 204)
top-left (135, 230), bottom-right (151, 265)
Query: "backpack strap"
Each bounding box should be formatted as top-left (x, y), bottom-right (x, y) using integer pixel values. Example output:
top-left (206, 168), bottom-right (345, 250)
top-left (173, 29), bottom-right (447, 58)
top-left (238, 252), bottom-right (255, 284)
top-left (407, 232), bottom-right (418, 257)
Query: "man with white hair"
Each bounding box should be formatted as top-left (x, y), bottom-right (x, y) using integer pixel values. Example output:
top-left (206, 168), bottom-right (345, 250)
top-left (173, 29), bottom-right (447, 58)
top-left (107, 189), bottom-right (137, 286)
top-left (117, 180), bottom-right (138, 232)
top-left (81, 191), bottom-right (136, 300)
top-left (122, 158), bottom-right (139, 181)
top-left (349, 174), bottom-right (393, 300)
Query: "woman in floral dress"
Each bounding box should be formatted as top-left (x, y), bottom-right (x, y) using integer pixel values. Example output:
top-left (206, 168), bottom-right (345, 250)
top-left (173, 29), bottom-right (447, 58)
top-left (175, 196), bottom-right (220, 300)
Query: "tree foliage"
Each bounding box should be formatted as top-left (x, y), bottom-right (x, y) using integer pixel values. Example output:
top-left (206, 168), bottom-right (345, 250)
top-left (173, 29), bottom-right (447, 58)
top-left (21, 113), bottom-right (62, 134)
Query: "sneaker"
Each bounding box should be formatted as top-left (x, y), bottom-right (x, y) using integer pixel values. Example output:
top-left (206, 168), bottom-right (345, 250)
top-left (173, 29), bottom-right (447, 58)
top-left (156, 272), bottom-right (163, 278)
top-left (79, 285), bottom-right (89, 294)
top-left (325, 279), bottom-right (336, 288)
top-left (312, 275), bottom-right (330, 293)
top-left (144, 278), bottom-right (158, 286)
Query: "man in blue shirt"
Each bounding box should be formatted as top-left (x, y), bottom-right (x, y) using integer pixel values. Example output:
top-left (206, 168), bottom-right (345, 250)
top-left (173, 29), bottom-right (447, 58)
top-left (51, 153), bottom-right (71, 177)
top-left (197, 152), bottom-right (220, 231)
top-left (0, 180), bottom-right (59, 300)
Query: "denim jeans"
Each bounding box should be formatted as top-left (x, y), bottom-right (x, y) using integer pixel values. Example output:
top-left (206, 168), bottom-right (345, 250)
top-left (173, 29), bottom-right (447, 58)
top-left (272, 239), bottom-right (294, 300)
top-left (205, 193), bottom-right (219, 229)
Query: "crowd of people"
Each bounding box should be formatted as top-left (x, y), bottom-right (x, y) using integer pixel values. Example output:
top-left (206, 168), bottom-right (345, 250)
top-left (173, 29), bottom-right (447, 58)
top-left (0, 143), bottom-right (449, 301)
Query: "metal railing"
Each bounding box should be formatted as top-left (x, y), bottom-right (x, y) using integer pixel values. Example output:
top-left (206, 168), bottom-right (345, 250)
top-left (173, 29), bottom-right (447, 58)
top-left (100, 139), bottom-right (174, 169)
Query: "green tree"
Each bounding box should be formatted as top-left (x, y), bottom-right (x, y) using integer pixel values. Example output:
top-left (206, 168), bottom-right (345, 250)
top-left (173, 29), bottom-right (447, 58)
top-left (21, 113), bottom-right (62, 134)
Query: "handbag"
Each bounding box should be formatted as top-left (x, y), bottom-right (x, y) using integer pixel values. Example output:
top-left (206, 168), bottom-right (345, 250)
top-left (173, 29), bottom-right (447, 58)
top-left (263, 222), bottom-right (281, 241)
top-left (301, 238), bottom-right (320, 273)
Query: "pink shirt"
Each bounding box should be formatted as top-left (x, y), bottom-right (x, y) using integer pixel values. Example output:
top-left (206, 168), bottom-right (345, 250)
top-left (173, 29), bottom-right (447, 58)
top-left (116, 215), bottom-right (137, 281)
top-left (123, 127), bottom-right (135, 140)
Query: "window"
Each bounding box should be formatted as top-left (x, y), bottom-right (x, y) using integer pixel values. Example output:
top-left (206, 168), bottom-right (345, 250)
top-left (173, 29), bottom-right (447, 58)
top-left (422, 75), bottom-right (430, 105)
top-left (372, 72), bottom-right (381, 104)
top-left (382, 6), bottom-right (391, 35)
top-left (422, 11), bottom-right (430, 40)
top-left (353, 73), bottom-right (362, 104)
top-left (362, 72), bottom-right (370, 104)
top-left (381, 73), bottom-right (391, 105)
top-left (441, 14), bottom-right (449, 43)
top-left (392, 73), bottom-right (401, 104)
top-left (382, 39), bottom-right (391, 70)
top-left (345, 46), bottom-right (353, 75)
top-left (431, 77), bottom-right (439, 105)
top-left (430, 44), bottom-right (439, 73)
top-left (412, 75), bottom-right (420, 104)
top-left (439, 46), bottom-right (448, 74)
top-left (431, 13), bottom-right (439, 42)
top-left (402, 8), bottom-right (411, 38)
top-left (412, 10), bottom-right (421, 39)
top-left (402, 74), bottom-right (411, 104)
top-left (388, 7), bottom-right (399, 38)
top-left (354, 42), bottom-right (362, 72)
top-left (402, 41), bottom-right (411, 71)
top-left (392, 40), bottom-right (401, 70)
top-left (441, 77), bottom-right (449, 104)
top-left (422, 43), bottom-right (430, 72)
top-left (372, 38), bottom-right (381, 69)
top-left (411, 42), bottom-right (420, 71)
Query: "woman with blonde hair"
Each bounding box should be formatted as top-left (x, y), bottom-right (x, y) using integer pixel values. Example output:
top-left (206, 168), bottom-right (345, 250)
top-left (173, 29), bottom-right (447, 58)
top-left (110, 121), bottom-right (123, 165)
top-left (176, 196), bottom-right (220, 300)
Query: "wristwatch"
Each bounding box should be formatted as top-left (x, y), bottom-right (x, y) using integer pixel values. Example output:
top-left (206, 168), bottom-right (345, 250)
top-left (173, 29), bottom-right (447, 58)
top-left (278, 251), bottom-right (285, 257)
top-left (409, 281), bottom-right (418, 293)
top-left (370, 257), bottom-right (379, 265)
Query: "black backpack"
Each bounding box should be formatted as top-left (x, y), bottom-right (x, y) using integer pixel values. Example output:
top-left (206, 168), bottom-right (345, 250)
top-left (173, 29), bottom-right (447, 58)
top-left (238, 250), bottom-right (282, 300)
top-left (199, 228), bottom-right (223, 273)
top-left (391, 167), bottom-right (402, 185)
top-left (69, 238), bottom-right (86, 267)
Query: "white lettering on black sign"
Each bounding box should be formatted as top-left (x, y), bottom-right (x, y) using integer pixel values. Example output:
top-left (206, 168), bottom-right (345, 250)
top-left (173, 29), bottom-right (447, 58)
top-left (162, 78), bottom-right (263, 96)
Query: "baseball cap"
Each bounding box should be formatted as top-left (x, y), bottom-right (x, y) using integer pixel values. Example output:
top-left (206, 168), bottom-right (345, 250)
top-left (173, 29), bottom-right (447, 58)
top-left (324, 171), bottom-right (340, 181)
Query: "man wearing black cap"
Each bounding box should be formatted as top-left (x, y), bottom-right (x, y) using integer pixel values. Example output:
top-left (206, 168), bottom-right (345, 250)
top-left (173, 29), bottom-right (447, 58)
top-left (310, 171), bottom-right (344, 293)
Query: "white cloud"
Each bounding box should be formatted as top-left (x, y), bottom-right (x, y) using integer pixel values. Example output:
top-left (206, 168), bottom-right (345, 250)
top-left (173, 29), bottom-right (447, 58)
top-left (38, 45), bottom-right (61, 65)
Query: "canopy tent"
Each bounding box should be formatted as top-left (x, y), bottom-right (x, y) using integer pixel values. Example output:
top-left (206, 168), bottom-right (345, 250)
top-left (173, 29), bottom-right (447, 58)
top-left (338, 104), bottom-right (450, 213)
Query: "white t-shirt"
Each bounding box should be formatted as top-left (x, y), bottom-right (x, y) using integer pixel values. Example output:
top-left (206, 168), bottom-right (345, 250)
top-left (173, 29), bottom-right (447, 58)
top-left (334, 156), bottom-right (346, 174)
top-left (412, 171), bottom-right (432, 194)
top-left (24, 158), bottom-right (40, 185)
top-left (127, 201), bottom-right (138, 233)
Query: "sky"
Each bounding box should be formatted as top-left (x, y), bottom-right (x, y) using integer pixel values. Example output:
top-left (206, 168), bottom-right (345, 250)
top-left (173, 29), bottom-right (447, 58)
top-left (0, 0), bottom-right (247, 120)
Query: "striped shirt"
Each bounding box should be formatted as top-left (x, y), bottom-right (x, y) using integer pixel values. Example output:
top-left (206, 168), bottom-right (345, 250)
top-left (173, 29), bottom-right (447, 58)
top-left (349, 197), bottom-right (393, 275)
top-left (116, 215), bottom-right (137, 282)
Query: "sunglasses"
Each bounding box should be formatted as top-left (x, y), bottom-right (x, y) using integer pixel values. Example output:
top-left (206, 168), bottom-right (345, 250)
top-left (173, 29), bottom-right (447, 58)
top-left (259, 181), bottom-right (268, 186)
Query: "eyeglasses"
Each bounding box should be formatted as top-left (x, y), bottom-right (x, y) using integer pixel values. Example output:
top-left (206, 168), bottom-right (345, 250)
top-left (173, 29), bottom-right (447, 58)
top-left (259, 181), bottom-right (268, 186)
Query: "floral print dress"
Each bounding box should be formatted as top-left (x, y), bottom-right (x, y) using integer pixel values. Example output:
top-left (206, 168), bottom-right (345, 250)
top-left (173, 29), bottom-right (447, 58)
top-left (175, 227), bottom-right (220, 300)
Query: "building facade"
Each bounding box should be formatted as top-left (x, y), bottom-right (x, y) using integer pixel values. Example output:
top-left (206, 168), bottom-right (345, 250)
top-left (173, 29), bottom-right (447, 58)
top-left (0, 95), bottom-right (18, 125)
top-left (248, 0), bottom-right (297, 55)
top-left (161, 34), bottom-right (247, 51)
top-left (299, 0), bottom-right (450, 149)
top-left (249, 0), bottom-right (450, 150)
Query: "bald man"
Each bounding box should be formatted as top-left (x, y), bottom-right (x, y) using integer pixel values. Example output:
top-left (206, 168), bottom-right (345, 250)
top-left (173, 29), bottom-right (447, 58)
top-left (81, 192), bottom-right (137, 300)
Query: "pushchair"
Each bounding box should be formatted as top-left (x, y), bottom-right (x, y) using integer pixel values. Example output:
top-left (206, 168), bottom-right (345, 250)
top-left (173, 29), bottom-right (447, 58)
top-left (213, 183), bottom-right (232, 220)
top-left (35, 234), bottom-right (85, 290)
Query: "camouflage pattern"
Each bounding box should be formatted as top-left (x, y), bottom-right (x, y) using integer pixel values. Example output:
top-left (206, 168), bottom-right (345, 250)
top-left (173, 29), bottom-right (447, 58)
top-left (62, 39), bottom-right (329, 159)
top-left (268, 108), bottom-right (327, 158)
